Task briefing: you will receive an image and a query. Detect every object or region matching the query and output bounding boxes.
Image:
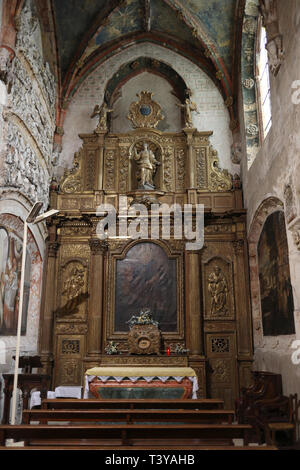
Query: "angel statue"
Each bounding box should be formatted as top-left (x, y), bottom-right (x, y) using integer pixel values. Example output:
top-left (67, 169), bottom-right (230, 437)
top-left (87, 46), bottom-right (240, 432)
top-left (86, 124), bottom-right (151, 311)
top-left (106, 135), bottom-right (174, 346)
top-left (91, 101), bottom-right (113, 131)
top-left (133, 142), bottom-right (161, 189)
top-left (176, 95), bottom-right (198, 128)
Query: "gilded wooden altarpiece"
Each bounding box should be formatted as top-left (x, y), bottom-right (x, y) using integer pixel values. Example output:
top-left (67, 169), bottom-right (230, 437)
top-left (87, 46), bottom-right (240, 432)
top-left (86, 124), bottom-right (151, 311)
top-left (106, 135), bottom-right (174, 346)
top-left (39, 97), bottom-right (253, 408)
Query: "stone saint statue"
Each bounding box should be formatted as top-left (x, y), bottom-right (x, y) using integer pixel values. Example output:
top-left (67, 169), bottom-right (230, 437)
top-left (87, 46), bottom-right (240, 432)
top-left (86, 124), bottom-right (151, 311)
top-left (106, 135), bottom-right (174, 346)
top-left (208, 266), bottom-right (228, 316)
top-left (176, 96), bottom-right (198, 128)
top-left (133, 142), bottom-right (160, 189)
top-left (91, 101), bottom-right (113, 131)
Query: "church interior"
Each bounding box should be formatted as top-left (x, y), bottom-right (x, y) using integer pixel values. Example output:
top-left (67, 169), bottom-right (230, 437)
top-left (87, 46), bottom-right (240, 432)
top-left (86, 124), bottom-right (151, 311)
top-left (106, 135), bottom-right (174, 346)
top-left (0, 0), bottom-right (299, 450)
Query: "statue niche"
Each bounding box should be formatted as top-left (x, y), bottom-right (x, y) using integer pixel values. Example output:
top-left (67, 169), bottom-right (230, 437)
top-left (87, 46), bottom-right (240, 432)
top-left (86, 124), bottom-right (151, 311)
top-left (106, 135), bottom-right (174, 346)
top-left (129, 140), bottom-right (162, 190)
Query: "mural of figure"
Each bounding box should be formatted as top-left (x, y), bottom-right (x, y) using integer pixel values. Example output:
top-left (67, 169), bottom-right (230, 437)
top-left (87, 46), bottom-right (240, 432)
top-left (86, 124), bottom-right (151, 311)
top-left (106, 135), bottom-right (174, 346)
top-left (0, 228), bottom-right (9, 329)
top-left (133, 142), bottom-right (160, 188)
top-left (0, 229), bottom-right (31, 335)
top-left (2, 238), bottom-right (21, 332)
top-left (91, 101), bottom-right (113, 131)
top-left (208, 266), bottom-right (228, 315)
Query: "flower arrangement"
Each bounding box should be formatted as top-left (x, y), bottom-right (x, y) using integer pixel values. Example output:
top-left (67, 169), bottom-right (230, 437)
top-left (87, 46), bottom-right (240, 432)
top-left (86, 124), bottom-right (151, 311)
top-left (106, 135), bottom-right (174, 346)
top-left (126, 308), bottom-right (159, 329)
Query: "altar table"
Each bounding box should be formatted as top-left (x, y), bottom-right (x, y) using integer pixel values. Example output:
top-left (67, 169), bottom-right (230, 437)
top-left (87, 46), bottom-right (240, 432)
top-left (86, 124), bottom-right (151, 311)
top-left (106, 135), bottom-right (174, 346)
top-left (84, 367), bottom-right (198, 399)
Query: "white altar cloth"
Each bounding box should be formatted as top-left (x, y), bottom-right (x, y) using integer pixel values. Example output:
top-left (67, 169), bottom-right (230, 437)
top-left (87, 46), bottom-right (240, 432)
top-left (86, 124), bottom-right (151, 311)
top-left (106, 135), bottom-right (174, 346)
top-left (30, 386), bottom-right (82, 408)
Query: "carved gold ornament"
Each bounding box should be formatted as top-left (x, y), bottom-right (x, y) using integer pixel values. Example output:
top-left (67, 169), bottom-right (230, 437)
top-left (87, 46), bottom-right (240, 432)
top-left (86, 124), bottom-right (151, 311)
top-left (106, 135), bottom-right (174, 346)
top-left (60, 148), bottom-right (82, 193)
top-left (127, 91), bottom-right (164, 129)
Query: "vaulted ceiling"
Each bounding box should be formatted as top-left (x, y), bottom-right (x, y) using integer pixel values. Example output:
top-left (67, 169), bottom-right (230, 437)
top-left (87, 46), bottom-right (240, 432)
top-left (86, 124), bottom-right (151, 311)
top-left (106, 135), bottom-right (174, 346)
top-left (50, 0), bottom-right (245, 121)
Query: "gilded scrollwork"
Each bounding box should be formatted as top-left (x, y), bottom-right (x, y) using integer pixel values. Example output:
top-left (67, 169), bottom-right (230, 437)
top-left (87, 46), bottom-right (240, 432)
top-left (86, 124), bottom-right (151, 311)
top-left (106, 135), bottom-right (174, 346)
top-left (176, 149), bottom-right (185, 190)
top-left (163, 146), bottom-right (173, 192)
top-left (119, 146), bottom-right (129, 192)
top-left (196, 147), bottom-right (207, 189)
top-left (104, 149), bottom-right (116, 190)
top-left (208, 148), bottom-right (233, 192)
top-left (60, 148), bottom-right (83, 193)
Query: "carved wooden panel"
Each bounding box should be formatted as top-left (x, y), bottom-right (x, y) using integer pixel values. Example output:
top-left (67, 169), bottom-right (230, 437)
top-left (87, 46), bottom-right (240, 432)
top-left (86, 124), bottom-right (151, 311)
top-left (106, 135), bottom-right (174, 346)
top-left (202, 256), bottom-right (235, 321)
top-left (205, 333), bottom-right (238, 409)
top-left (54, 335), bottom-right (85, 387)
top-left (57, 260), bottom-right (88, 321)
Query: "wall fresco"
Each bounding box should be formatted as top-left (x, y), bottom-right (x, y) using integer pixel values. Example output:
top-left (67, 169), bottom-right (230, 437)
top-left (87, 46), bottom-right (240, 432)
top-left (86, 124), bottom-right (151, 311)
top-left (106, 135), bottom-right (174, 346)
top-left (258, 211), bottom-right (295, 336)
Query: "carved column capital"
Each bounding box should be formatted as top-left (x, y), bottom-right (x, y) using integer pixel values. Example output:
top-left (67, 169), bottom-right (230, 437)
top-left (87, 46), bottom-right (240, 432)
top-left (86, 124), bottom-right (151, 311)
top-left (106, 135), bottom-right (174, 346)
top-left (89, 238), bottom-right (109, 255)
top-left (233, 239), bottom-right (244, 254)
top-left (48, 241), bottom-right (60, 257)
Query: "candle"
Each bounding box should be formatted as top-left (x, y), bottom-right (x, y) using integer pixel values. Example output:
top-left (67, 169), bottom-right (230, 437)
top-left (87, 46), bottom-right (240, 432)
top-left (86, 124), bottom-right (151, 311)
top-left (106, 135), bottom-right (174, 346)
top-left (166, 347), bottom-right (170, 356)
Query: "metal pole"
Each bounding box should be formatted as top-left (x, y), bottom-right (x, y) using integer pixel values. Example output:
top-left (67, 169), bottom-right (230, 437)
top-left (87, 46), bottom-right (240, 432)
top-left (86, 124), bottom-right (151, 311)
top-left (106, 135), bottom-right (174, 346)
top-left (10, 220), bottom-right (28, 425)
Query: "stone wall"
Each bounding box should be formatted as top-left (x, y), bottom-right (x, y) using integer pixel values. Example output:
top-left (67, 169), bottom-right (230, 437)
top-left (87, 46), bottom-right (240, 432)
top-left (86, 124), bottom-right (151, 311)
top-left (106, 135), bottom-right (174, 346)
top-left (241, 0), bottom-right (300, 397)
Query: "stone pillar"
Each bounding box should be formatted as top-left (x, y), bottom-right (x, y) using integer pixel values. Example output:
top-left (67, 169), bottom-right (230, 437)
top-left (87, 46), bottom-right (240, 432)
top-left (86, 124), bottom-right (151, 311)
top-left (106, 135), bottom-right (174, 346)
top-left (39, 241), bottom-right (59, 375)
top-left (86, 239), bottom-right (108, 359)
top-left (185, 250), bottom-right (203, 356)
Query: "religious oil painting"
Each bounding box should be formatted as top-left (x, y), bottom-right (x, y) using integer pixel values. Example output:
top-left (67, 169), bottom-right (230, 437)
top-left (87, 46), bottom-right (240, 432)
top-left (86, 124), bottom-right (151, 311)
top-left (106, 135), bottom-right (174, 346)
top-left (114, 242), bottom-right (177, 332)
top-left (0, 226), bottom-right (31, 336)
top-left (258, 211), bottom-right (295, 336)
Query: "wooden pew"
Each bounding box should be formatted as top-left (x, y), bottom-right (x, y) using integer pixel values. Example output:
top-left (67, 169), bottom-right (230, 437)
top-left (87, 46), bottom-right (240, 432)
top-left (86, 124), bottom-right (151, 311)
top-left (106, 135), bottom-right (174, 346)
top-left (22, 408), bottom-right (235, 425)
top-left (40, 398), bottom-right (225, 410)
top-left (0, 423), bottom-right (252, 447)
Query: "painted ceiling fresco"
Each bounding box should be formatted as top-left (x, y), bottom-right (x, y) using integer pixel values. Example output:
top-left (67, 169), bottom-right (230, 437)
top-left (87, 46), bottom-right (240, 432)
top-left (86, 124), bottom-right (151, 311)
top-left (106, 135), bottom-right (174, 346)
top-left (81, 0), bottom-right (202, 63)
top-left (183, 0), bottom-right (236, 71)
top-left (53, 0), bottom-right (239, 87)
top-left (53, 0), bottom-right (109, 78)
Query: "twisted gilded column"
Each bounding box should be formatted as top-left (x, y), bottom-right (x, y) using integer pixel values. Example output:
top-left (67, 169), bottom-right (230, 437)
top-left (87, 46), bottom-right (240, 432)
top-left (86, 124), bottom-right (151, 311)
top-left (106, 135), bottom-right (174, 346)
top-left (39, 241), bottom-right (59, 374)
top-left (86, 239), bottom-right (108, 358)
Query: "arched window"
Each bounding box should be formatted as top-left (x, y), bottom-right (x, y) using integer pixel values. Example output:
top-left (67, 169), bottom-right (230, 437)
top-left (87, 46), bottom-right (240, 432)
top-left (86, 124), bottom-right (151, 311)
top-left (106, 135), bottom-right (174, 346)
top-left (257, 21), bottom-right (272, 139)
